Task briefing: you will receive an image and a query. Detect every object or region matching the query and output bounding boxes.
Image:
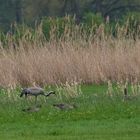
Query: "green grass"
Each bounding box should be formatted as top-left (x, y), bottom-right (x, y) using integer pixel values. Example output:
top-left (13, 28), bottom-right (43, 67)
top-left (0, 84), bottom-right (140, 140)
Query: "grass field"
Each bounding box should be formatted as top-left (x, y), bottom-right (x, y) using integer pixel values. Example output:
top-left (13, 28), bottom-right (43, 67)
top-left (0, 84), bottom-right (140, 140)
top-left (0, 19), bottom-right (139, 140)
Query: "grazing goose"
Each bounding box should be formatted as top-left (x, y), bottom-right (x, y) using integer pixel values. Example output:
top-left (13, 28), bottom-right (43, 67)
top-left (22, 105), bottom-right (42, 113)
top-left (20, 87), bottom-right (55, 104)
top-left (53, 103), bottom-right (76, 110)
top-left (123, 87), bottom-right (132, 101)
top-left (124, 87), bottom-right (128, 99)
top-left (123, 87), bottom-right (137, 101)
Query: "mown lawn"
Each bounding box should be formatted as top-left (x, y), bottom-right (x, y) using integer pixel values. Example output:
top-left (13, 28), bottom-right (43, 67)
top-left (0, 84), bottom-right (140, 140)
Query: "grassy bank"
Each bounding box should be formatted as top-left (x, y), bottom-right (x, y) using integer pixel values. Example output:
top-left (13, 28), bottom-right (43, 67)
top-left (0, 84), bottom-right (140, 140)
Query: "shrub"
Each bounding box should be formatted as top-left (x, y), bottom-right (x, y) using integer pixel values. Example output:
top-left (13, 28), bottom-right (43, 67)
top-left (121, 12), bottom-right (140, 38)
top-left (42, 16), bottom-right (76, 40)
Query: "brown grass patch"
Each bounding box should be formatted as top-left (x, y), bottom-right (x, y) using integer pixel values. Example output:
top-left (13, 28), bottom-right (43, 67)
top-left (0, 29), bottom-right (140, 87)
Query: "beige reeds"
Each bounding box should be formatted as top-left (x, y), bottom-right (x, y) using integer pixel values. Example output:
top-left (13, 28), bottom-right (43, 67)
top-left (0, 24), bottom-right (139, 87)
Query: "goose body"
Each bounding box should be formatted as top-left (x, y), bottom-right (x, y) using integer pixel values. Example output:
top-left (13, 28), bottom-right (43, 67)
top-left (53, 103), bottom-right (76, 110)
top-left (20, 87), bottom-right (45, 97)
top-left (20, 87), bottom-right (55, 104)
top-left (22, 105), bottom-right (42, 113)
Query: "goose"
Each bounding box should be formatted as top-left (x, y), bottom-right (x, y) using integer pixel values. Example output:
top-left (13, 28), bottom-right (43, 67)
top-left (123, 87), bottom-right (137, 101)
top-left (20, 87), bottom-right (55, 104)
top-left (22, 105), bottom-right (42, 113)
top-left (53, 103), bottom-right (76, 110)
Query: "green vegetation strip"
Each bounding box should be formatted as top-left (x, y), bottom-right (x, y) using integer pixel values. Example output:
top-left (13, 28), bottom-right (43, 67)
top-left (0, 84), bottom-right (140, 140)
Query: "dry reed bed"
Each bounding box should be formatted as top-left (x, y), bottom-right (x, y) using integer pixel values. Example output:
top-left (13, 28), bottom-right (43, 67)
top-left (0, 37), bottom-right (140, 87)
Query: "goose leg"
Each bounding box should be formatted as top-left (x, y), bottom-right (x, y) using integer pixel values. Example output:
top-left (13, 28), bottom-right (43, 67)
top-left (35, 96), bottom-right (37, 105)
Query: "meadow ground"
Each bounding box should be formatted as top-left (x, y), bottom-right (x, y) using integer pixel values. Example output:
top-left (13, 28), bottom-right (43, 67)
top-left (0, 19), bottom-right (139, 140)
top-left (0, 84), bottom-right (140, 140)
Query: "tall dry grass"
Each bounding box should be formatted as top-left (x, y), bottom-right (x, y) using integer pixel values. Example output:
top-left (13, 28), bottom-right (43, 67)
top-left (0, 24), bottom-right (140, 87)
